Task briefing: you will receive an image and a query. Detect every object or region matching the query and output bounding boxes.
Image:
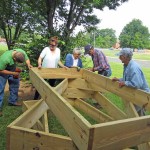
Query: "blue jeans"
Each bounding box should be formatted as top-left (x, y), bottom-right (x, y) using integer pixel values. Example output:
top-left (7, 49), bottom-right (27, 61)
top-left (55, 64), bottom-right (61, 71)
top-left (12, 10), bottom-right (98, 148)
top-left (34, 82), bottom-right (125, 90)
top-left (0, 75), bottom-right (19, 109)
top-left (98, 68), bottom-right (112, 77)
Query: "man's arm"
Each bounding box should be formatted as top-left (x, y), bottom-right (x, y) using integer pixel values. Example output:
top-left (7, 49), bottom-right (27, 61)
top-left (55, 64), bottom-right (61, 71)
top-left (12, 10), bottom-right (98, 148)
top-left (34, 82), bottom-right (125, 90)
top-left (26, 59), bottom-right (33, 69)
top-left (0, 70), bottom-right (19, 76)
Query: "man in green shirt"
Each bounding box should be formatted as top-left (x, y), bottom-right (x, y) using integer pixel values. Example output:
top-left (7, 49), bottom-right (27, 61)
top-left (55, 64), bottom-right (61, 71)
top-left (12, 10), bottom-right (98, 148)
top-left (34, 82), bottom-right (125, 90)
top-left (0, 49), bottom-right (32, 116)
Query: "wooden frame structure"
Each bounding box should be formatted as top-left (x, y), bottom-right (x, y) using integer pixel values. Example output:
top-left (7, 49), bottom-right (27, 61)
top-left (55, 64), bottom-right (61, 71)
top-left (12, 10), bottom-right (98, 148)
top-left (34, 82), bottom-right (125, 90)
top-left (7, 68), bottom-right (150, 150)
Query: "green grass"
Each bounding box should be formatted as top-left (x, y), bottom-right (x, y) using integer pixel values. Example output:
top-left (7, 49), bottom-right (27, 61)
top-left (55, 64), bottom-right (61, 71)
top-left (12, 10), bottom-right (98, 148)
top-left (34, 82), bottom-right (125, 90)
top-left (0, 94), bottom-right (22, 150)
top-left (102, 49), bottom-right (150, 60)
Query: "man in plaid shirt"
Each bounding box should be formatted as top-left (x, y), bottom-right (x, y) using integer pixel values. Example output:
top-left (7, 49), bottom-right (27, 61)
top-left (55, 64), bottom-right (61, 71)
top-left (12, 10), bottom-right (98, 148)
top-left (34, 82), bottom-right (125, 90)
top-left (84, 45), bottom-right (111, 77)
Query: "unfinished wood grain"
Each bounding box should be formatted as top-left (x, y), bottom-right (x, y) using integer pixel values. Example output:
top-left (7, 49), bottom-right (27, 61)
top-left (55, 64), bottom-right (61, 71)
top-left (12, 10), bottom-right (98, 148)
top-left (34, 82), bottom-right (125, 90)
top-left (92, 116), bottom-right (150, 150)
top-left (9, 100), bottom-right (49, 128)
top-left (31, 67), bottom-right (82, 79)
top-left (7, 126), bottom-right (77, 150)
top-left (93, 92), bottom-right (127, 120)
top-left (122, 98), bottom-right (150, 150)
top-left (54, 78), bottom-right (68, 95)
top-left (30, 69), bottom-right (92, 150)
top-left (62, 87), bottom-right (94, 99)
top-left (73, 98), bottom-right (114, 122)
top-left (68, 78), bottom-right (89, 88)
top-left (82, 69), bottom-right (150, 111)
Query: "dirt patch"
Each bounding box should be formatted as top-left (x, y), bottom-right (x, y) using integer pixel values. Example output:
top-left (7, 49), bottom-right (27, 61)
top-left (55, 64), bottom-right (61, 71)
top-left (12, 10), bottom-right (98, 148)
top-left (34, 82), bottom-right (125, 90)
top-left (4, 81), bottom-right (35, 101)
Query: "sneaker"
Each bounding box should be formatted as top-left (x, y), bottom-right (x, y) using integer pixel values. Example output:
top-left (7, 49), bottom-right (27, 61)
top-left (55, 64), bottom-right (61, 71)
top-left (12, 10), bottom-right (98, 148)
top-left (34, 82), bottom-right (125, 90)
top-left (8, 102), bottom-right (22, 106)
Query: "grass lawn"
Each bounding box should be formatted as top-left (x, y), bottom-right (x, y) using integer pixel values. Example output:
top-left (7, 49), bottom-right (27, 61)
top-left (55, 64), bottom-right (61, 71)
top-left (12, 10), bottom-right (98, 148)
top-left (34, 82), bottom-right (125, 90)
top-left (101, 49), bottom-right (150, 60)
top-left (0, 48), bottom-right (150, 149)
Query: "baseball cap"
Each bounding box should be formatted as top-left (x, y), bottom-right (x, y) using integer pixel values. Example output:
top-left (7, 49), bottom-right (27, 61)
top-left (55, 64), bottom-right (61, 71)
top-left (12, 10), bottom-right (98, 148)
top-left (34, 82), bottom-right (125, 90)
top-left (117, 48), bottom-right (133, 58)
top-left (84, 45), bottom-right (93, 54)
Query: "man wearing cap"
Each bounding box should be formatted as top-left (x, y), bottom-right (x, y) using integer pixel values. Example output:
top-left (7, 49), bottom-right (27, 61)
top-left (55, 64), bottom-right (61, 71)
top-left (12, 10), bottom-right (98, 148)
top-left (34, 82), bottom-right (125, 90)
top-left (0, 49), bottom-right (32, 116)
top-left (84, 45), bottom-right (112, 77)
top-left (112, 48), bottom-right (150, 116)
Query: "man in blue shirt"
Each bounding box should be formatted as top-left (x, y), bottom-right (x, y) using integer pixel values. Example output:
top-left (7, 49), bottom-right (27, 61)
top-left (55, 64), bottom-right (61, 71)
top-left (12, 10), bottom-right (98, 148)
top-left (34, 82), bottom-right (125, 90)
top-left (112, 48), bottom-right (150, 116)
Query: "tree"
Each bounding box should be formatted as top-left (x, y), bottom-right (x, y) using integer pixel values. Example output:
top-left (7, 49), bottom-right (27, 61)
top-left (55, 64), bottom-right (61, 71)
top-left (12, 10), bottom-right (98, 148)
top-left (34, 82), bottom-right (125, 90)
top-left (94, 28), bottom-right (117, 48)
top-left (0, 0), bottom-right (128, 53)
top-left (25, 0), bottom-right (128, 50)
top-left (119, 19), bottom-right (150, 49)
top-left (0, 0), bottom-right (43, 49)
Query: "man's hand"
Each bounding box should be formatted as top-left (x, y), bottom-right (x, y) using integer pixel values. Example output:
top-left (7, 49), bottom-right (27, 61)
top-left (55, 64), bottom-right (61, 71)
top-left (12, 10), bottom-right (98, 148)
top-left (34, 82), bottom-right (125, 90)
top-left (87, 68), bottom-right (94, 72)
top-left (38, 64), bottom-right (42, 69)
top-left (118, 81), bottom-right (125, 88)
top-left (27, 64), bottom-right (33, 69)
top-left (112, 77), bottom-right (120, 82)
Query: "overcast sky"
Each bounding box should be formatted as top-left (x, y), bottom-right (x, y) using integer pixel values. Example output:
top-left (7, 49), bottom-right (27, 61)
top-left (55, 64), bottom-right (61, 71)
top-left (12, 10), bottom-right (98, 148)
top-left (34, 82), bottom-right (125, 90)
top-left (76, 0), bottom-right (150, 37)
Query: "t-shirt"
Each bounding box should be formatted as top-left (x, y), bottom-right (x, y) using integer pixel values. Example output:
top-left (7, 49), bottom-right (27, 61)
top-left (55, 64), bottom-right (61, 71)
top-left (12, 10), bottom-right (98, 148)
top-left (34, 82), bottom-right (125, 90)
top-left (0, 49), bottom-right (28, 71)
top-left (40, 47), bottom-right (60, 68)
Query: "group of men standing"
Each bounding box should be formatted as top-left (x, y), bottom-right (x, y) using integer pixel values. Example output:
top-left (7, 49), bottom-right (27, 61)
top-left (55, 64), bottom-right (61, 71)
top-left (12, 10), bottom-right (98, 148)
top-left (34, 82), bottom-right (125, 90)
top-left (0, 37), bottom-right (149, 117)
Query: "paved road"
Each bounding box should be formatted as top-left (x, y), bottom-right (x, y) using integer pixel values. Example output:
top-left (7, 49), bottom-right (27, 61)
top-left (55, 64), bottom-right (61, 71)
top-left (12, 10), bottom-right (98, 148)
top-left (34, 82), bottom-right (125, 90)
top-left (107, 57), bottom-right (150, 68)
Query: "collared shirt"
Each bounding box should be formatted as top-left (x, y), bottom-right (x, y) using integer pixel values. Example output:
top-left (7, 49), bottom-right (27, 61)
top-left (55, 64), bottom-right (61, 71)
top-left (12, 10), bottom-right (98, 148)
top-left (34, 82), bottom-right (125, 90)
top-left (72, 55), bottom-right (78, 67)
top-left (120, 60), bottom-right (150, 92)
top-left (92, 49), bottom-right (110, 71)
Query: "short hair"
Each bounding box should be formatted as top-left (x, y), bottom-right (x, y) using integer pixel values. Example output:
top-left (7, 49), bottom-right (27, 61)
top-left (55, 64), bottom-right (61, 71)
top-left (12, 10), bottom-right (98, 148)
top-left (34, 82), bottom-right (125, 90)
top-left (49, 36), bottom-right (58, 45)
top-left (13, 52), bottom-right (25, 63)
top-left (118, 48), bottom-right (133, 59)
top-left (73, 48), bottom-right (82, 55)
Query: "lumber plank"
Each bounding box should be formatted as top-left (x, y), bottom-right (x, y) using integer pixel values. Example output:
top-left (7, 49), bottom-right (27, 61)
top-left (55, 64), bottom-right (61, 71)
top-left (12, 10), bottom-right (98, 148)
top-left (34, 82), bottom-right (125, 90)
top-left (92, 116), bottom-right (150, 150)
top-left (73, 98), bottom-right (114, 122)
top-left (29, 69), bottom-right (92, 150)
top-left (82, 69), bottom-right (150, 111)
top-left (93, 92), bottom-right (127, 120)
top-left (31, 67), bottom-right (82, 79)
top-left (62, 87), bottom-right (94, 99)
top-left (68, 78), bottom-right (89, 88)
top-left (54, 78), bottom-right (68, 95)
top-left (123, 98), bottom-right (150, 150)
top-left (7, 126), bottom-right (77, 150)
top-left (9, 100), bottom-right (49, 128)
top-left (22, 100), bottom-right (47, 131)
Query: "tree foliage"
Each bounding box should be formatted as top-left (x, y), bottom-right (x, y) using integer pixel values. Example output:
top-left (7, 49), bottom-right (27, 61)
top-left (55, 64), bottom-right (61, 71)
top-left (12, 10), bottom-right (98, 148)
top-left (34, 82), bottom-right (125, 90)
top-left (119, 19), bottom-right (150, 49)
top-left (94, 28), bottom-right (117, 48)
top-left (0, 0), bottom-right (128, 57)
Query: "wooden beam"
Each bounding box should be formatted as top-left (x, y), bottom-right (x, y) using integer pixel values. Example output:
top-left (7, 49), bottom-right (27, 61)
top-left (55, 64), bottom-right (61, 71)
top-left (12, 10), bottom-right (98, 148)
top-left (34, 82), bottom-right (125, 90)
top-left (31, 67), bottom-right (82, 79)
top-left (82, 69), bottom-right (150, 111)
top-left (7, 126), bottom-right (77, 150)
top-left (68, 78), bottom-right (89, 88)
top-left (62, 88), bottom-right (94, 99)
top-left (8, 100), bottom-right (49, 128)
top-left (93, 92), bottom-right (127, 120)
top-left (92, 116), bottom-right (150, 150)
top-left (22, 100), bottom-right (46, 131)
top-left (29, 69), bottom-right (92, 150)
top-left (123, 98), bottom-right (150, 150)
top-left (54, 78), bottom-right (68, 95)
top-left (73, 98), bottom-right (114, 122)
